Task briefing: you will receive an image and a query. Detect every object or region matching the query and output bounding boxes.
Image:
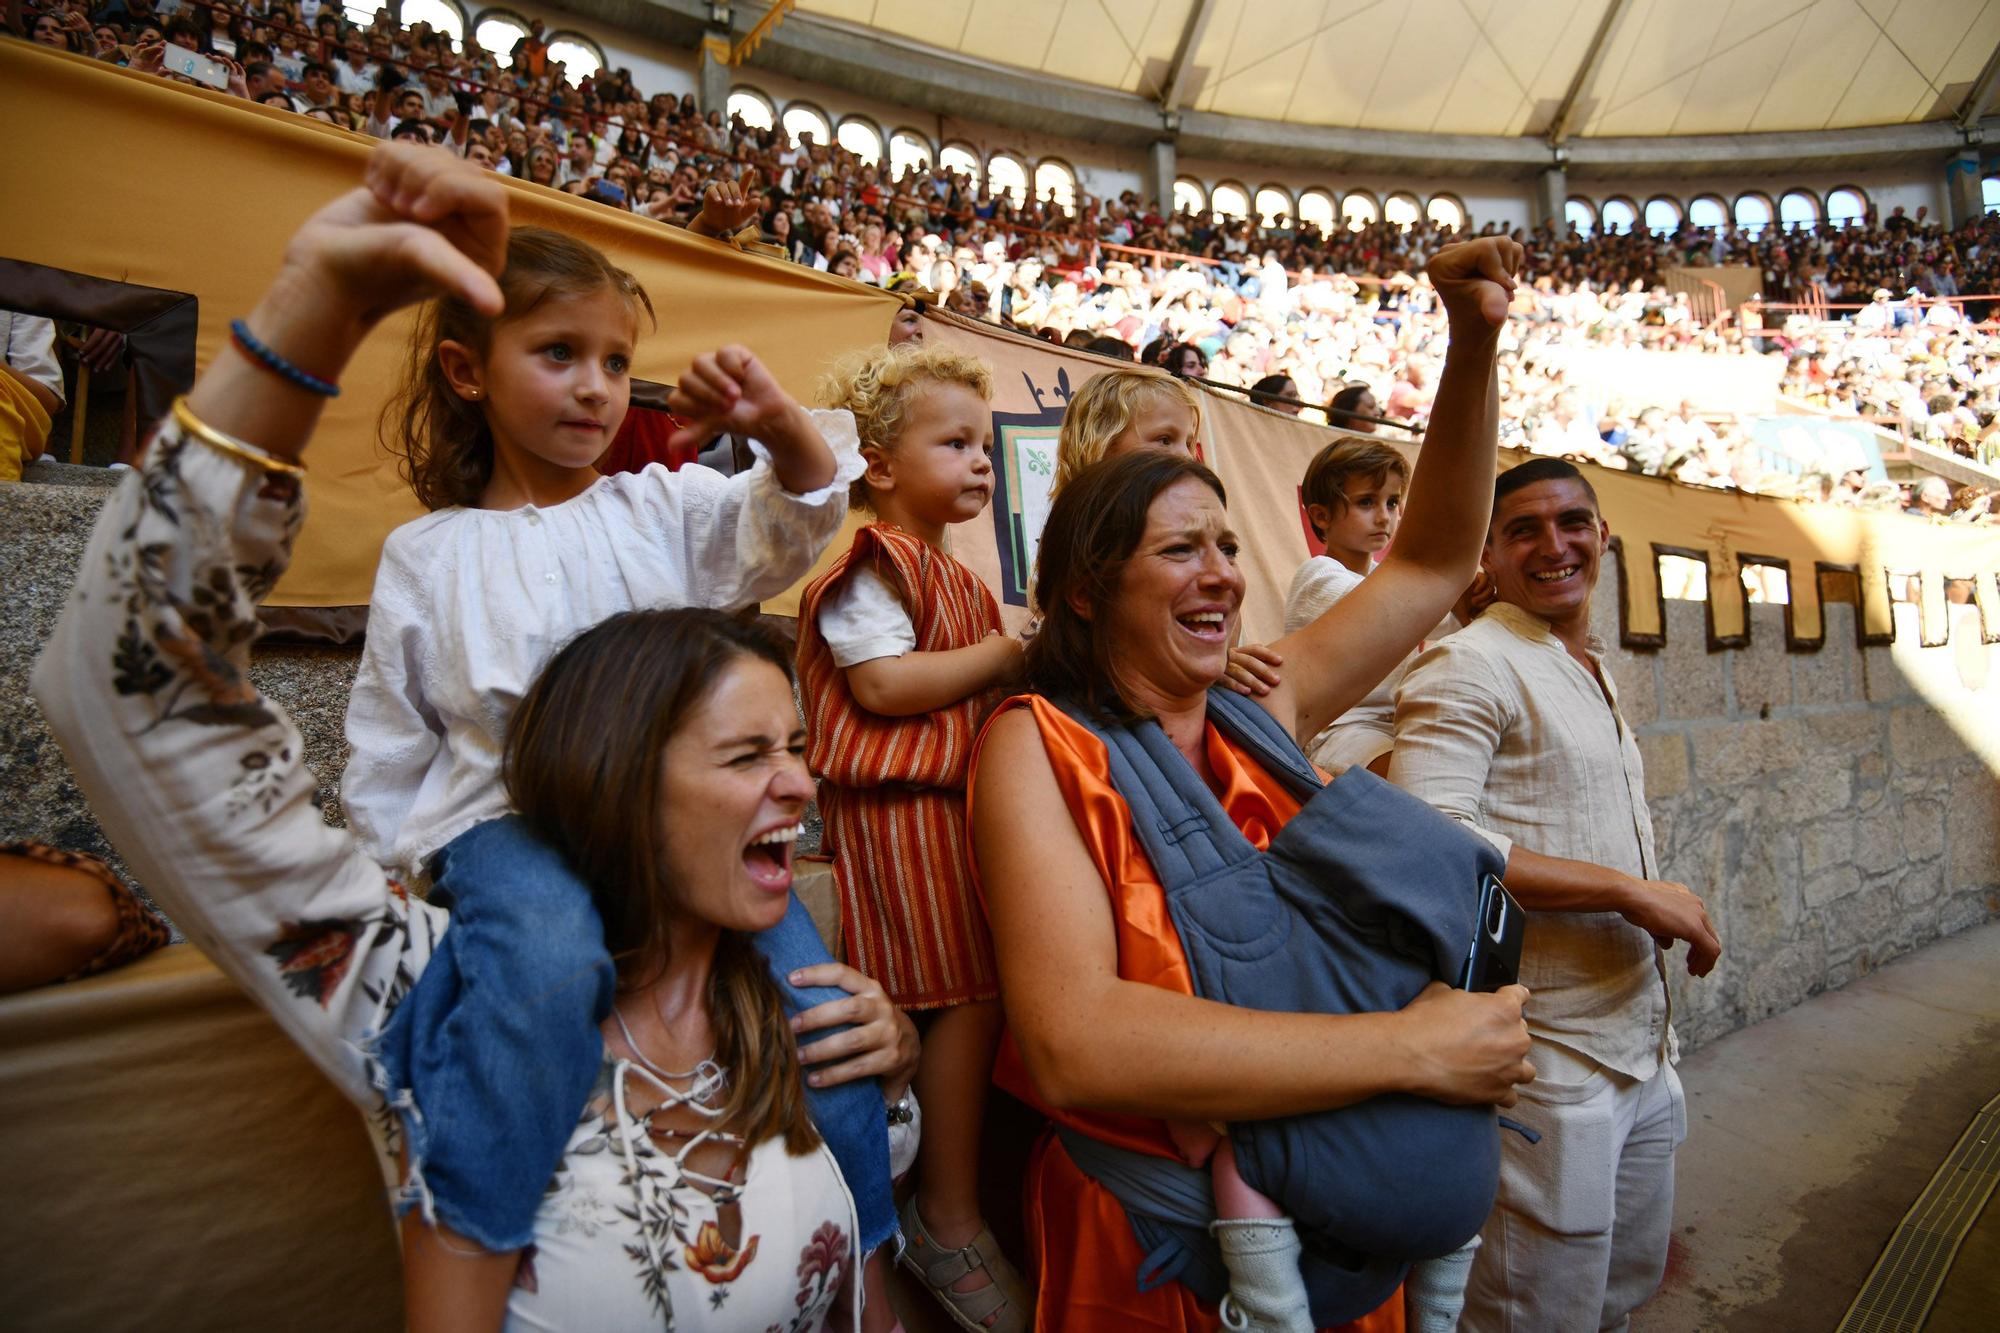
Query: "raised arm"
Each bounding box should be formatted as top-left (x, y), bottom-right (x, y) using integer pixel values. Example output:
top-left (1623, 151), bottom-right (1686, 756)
top-left (972, 708), bottom-right (1534, 1120)
top-left (30, 145), bottom-right (510, 1103)
top-left (1260, 238), bottom-right (1521, 744)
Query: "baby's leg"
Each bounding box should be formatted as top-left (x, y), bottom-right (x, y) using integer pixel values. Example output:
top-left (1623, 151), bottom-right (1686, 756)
top-left (1404, 1237), bottom-right (1479, 1333)
top-left (1209, 1135), bottom-right (1313, 1333)
top-left (750, 891), bottom-right (897, 1256)
top-left (382, 815), bottom-right (616, 1251)
top-left (1211, 1134), bottom-right (1285, 1219)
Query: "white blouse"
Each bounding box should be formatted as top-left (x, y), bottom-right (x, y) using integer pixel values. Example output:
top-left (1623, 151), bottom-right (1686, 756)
top-left (342, 412), bottom-right (865, 879)
top-left (32, 420), bottom-right (866, 1331)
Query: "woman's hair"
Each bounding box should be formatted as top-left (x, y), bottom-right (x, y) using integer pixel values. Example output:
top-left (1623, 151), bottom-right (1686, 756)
top-left (504, 608), bottom-right (820, 1161)
top-left (1027, 449), bottom-right (1227, 721)
top-left (382, 226), bottom-right (655, 511)
top-left (1054, 367), bottom-right (1203, 495)
top-left (818, 343), bottom-right (992, 512)
top-left (1300, 437), bottom-right (1408, 541)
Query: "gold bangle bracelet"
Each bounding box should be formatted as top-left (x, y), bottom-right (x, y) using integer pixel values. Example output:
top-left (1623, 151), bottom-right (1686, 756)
top-left (169, 397), bottom-right (308, 479)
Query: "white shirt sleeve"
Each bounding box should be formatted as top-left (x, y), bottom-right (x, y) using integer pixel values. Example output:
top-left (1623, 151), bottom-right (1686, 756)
top-left (1283, 555), bottom-right (1365, 635)
top-left (3, 312), bottom-right (64, 404)
top-left (341, 537), bottom-right (448, 873)
top-left (816, 564), bottom-right (917, 667)
top-left (626, 407), bottom-right (865, 611)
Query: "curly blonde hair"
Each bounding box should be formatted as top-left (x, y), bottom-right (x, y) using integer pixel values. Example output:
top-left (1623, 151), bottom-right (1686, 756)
top-left (1054, 367), bottom-right (1203, 495)
top-left (818, 344), bottom-right (994, 511)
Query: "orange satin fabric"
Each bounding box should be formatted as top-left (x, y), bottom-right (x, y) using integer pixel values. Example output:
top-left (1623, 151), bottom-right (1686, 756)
top-left (971, 696), bottom-right (1403, 1333)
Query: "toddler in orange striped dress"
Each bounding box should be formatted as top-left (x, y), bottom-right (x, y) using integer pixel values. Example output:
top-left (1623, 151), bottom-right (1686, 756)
top-left (797, 343), bottom-right (1032, 1332)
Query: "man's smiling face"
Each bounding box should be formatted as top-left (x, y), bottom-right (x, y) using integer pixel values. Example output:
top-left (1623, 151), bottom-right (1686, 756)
top-left (1484, 477), bottom-right (1610, 623)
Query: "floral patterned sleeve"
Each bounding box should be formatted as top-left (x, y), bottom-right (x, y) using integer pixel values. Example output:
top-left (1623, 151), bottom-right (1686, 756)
top-left (30, 418), bottom-right (445, 1109)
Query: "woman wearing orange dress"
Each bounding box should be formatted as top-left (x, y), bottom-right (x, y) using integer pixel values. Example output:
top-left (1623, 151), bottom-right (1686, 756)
top-left (969, 238), bottom-right (1538, 1333)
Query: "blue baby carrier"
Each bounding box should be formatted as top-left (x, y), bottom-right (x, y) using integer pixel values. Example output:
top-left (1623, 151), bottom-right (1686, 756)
top-left (1050, 687), bottom-right (1510, 1326)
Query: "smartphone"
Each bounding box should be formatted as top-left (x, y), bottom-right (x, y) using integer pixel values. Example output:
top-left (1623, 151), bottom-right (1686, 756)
top-left (592, 181), bottom-right (627, 206)
top-left (164, 46), bottom-right (231, 91)
top-left (1457, 874), bottom-right (1524, 992)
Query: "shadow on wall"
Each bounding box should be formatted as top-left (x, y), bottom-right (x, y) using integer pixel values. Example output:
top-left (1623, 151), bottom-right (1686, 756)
top-left (1591, 534), bottom-right (1999, 1051)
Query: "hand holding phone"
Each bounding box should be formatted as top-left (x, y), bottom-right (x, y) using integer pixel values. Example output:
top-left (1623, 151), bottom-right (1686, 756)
top-left (1457, 874), bottom-right (1524, 992)
top-left (164, 45), bottom-right (232, 91)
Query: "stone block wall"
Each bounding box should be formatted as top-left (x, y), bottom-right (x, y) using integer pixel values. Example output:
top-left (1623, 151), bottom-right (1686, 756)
top-left (6, 476), bottom-right (1998, 1052)
top-left (1588, 587), bottom-right (2000, 1050)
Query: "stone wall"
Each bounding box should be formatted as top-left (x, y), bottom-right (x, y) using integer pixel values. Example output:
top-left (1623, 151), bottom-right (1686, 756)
top-left (1588, 583), bottom-right (2000, 1050)
top-left (5, 474), bottom-right (1998, 1051)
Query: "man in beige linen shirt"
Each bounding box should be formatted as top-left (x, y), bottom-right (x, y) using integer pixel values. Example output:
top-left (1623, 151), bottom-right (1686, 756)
top-left (1391, 457), bottom-right (1721, 1332)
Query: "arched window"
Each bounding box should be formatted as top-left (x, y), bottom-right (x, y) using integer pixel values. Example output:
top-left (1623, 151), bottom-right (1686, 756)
top-left (1600, 197), bottom-right (1639, 234)
top-left (889, 130), bottom-right (932, 179)
top-left (1687, 195), bottom-right (1727, 230)
top-left (1383, 192), bottom-right (1422, 230)
top-left (726, 88), bottom-right (774, 131)
top-left (1734, 192), bottom-right (1774, 235)
top-left (1035, 159), bottom-right (1078, 213)
top-left (1826, 186), bottom-right (1867, 227)
top-left (1254, 186), bottom-right (1294, 227)
top-left (836, 117), bottom-right (882, 166)
top-left (781, 103), bottom-right (831, 149)
top-left (402, 0), bottom-right (465, 49)
top-left (1644, 196), bottom-right (1682, 235)
top-left (1341, 191), bottom-right (1380, 231)
top-left (988, 154), bottom-right (1028, 206)
top-left (1211, 182), bottom-right (1251, 220)
top-left (1426, 194), bottom-right (1466, 232)
top-left (1985, 177), bottom-right (2000, 214)
top-left (1173, 177), bottom-right (1207, 215)
top-left (1564, 197), bottom-right (1597, 236)
top-left (939, 143), bottom-right (981, 188)
top-left (1297, 189), bottom-right (1336, 231)
top-left (1779, 189), bottom-right (1820, 229)
top-left (544, 31), bottom-right (603, 83)
top-left (471, 8), bottom-right (527, 66)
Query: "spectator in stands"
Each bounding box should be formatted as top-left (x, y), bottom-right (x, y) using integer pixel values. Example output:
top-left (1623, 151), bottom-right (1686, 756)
top-left (1, 310), bottom-right (64, 482)
top-left (1250, 371), bottom-right (1301, 415)
top-left (1392, 457), bottom-right (1721, 1333)
top-left (972, 236), bottom-right (1534, 1332)
top-left (1324, 383), bottom-right (1379, 433)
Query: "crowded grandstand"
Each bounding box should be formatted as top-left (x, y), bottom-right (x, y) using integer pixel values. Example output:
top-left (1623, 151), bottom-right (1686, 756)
top-left (4, 2), bottom-right (1999, 1332)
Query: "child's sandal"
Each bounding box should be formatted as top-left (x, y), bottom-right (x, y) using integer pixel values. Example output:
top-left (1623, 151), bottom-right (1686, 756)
top-left (896, 1195), bottom-right (1030, 1333)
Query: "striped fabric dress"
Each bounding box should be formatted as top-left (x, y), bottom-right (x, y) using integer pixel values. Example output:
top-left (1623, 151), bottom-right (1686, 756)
top-left (798, 524), bottom-right (1002, 1010)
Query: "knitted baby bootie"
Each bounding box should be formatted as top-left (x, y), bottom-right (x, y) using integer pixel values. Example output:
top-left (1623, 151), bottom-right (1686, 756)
top-left (1211, 1217), bottom-right (1313, 1333)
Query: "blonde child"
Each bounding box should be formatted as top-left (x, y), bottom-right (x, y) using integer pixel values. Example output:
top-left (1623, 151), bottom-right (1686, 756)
top-left (1052, 362), bottom-right (1202, 495)
top-left (340, 222), bottom-right (918, 1312)
top-left (797, 344), bottom-right (1031, 1333)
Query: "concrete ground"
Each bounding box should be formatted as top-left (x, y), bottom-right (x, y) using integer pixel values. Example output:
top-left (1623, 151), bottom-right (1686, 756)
top-left (1635, 918), bottom-right (2000, 1332)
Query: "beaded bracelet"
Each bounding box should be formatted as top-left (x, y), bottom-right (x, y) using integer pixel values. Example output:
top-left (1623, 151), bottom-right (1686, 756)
top-left (170, 397), bottom-right (309, 479)
top-left (229, 318), bottom-right (341, 398)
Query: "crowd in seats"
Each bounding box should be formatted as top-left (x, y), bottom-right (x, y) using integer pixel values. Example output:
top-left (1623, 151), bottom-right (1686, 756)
top-left (10, 0), bottom-right (1999, 524)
